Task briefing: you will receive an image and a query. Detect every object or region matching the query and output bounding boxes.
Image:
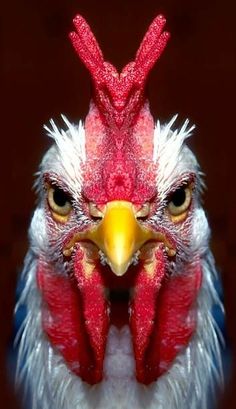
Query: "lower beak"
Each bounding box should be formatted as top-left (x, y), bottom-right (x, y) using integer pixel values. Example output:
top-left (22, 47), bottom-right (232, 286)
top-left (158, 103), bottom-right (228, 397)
top-left (85, 201), bottom-right (153, 276)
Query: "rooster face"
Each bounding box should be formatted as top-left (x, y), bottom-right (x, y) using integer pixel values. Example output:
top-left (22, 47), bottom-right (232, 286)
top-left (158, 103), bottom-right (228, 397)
top-left (17, 14), bottom-right (222, 409)
top-left (33, 111), bottom-right (206, 386)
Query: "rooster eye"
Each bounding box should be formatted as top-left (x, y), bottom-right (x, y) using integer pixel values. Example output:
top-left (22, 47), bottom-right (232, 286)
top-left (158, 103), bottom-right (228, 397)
top-left (47, 186), bottom-right (72, 223)
top-left (167, 185), bottom-right (192, 223)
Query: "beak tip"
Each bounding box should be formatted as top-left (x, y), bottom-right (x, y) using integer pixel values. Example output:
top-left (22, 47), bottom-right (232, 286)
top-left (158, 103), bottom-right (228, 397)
top-left (109, 261), bottom-right (130, 277)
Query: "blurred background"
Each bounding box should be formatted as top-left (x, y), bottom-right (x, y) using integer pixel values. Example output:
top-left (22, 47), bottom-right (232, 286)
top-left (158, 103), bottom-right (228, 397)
top-left (1, 0), bottom-right (235, 407)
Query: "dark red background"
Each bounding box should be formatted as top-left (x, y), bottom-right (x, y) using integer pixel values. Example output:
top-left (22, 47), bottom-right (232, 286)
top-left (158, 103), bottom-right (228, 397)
top-left (1, 0), bottom-right (235, 408)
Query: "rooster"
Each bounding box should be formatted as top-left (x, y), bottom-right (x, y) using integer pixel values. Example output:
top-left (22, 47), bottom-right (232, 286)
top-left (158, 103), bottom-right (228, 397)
top-left (16, 14), bottom-right (223, 409)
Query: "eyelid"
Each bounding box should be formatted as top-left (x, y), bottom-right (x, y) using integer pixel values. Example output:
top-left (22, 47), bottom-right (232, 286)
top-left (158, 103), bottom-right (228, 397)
top-left (43, 174), bottom-right (72, 196)
top-left (167, 180), bottom-right (195, 200)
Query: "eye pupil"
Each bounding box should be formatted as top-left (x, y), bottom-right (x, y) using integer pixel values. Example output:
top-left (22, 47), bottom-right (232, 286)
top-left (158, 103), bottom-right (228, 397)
top-left (171, 187), bottom-right (186, 207)
top-left (53, 188), bottom-right (69, 207)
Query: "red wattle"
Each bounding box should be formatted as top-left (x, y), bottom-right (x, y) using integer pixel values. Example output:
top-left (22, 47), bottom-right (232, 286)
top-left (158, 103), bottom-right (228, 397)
top-left (73, 247), bottom-right (109, 382)
top-left (130, 250), bottom-right (202, 384)
top-left (129, 247), bottom-right (166, 383)
top-left (37, 249), bottom-right (109, 384)
top-left (37, 263), bottom-right (94, 381)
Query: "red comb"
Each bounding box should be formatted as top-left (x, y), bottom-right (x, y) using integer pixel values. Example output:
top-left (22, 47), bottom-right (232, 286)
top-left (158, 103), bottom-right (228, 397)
top-left (69, 15), bottom-right (170, 129)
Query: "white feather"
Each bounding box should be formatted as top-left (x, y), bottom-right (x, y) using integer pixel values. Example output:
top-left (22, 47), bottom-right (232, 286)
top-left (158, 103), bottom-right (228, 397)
top-left (43, 116), bottom-right (86, 200)
top-left (153, 116), bottom-right (196, 201)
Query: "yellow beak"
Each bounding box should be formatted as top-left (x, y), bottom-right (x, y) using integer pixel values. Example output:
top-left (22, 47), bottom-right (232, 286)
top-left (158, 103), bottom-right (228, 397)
top-left (63, 200), bottom-right (176, 277)
top-left (85, 201), bottom-right (153, 276)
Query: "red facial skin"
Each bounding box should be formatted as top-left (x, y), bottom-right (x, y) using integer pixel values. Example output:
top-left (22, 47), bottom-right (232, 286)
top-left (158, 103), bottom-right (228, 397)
top-left (36, 14), bottom-right (202, 386)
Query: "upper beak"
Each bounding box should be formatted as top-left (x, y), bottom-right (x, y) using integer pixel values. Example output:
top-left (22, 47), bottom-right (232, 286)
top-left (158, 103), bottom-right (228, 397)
top-left (86, 201), bottom-right (153, 276)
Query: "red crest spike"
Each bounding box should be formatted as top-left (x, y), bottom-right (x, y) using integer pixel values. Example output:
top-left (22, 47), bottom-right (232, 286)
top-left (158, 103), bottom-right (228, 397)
top-left (69, 14), bottom-right (170, 131)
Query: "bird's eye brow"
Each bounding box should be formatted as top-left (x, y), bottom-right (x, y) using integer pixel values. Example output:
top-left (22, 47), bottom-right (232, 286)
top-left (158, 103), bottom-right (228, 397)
top-left (168, 174), bottom-right (196, 196)
top-left (42, 173), bottom-right (72, 196)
